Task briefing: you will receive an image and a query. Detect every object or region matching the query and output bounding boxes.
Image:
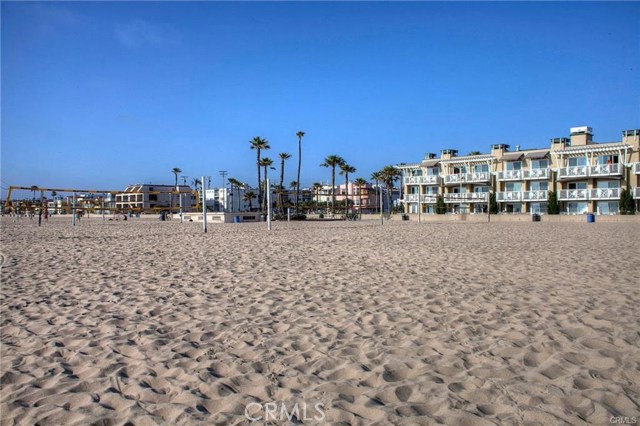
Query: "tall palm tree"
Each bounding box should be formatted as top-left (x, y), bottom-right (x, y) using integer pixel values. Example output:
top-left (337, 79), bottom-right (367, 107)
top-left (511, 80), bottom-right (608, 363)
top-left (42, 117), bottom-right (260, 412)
top-left (339, 163), bottom-right (356, 214)
top-left (259, 157), bottom-right (274, 211)
top-left (321, 155), bottom-right (345, 214)
top-left (371, 171), bottom-right (383, 214)
top-left (171, 167), bottom-right (181, 213)
top-left (312, 182), bottom-right (323, 210)
top-left (278, 152), bottom-right (291, 214)
top-left (295, 131), bottom-right (305, 214)
top-left (353, 178), bottom-right (367, 215)
top-left (250, 137), bottom-right (270, 211)
top-left (378, 165), bottom-right (402, 216)
top-left (243, 191), bottom-right (256, 212)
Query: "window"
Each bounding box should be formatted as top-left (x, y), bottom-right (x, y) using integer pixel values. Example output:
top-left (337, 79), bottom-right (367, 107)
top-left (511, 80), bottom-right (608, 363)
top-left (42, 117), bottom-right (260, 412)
top-left (149, 194), bottom-right (158, 201)
top-left (568, 157), bottom-right (587, 167)
top-left (530, 181), bottom-right (548, 191)
top-left (474, 186), bottom-right (489, 193)
top-left (567, 202), bottom-right (588, 214)
top-left (597, 201), bottom-right (619, 215)
top-left (530, 203), bottom-right (548, 214)
top-left (474, 164), bottom-right (489, 173)
top-left (531, 159), bottom-right (549, 169)
top-left (505, 182), bottom-right (522, 192)
top-left (567, 182), bottom-right (587, 190)
top-left (596, 180), bottom-right (619, 189)
top-left (506, 161), bottom-right (522, 171)
top-left (426, 167), bottom-right (440, 176)
top-left (597, 155), bottom-right (618, 165)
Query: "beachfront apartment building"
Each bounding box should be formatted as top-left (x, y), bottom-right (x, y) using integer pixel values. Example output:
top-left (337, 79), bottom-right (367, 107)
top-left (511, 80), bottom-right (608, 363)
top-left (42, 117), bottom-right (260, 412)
top-left (398, 126), bottom-right (640, 215)
top-left (115, 184), bottom-right (196, 212)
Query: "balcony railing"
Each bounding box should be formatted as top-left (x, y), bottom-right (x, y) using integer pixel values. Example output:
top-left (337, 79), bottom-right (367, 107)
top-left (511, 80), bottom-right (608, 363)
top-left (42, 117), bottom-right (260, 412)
top-left (443, 193), bottom-right (488, 203)
top-left (558, 189), bottom-right (589, 201)
top-left (523, 168), bottom-right (551, 180)
top-left (522, 190), bottom-right (548, 202)
top-left (405, 194), bottom-right (439, 203)
top-left (557, 166), bottom-right (588, 179)
top-left (634, 187), bottom-right (640, 199)
top-left (496, 191), bottom-right (523, 202)
top-left (558, 164), bottom-right (622, 180)
top-left (443, 172), bottom-right (490, 185)
top-left (589, 188), bottom-right (620, 200)
top-left (633, 163), bottom-right (640, 175)
top-left (405, 175), bottom-right (440, 185)
top-left (588, 164), bottom-right (622, 177)
top-left (496, 170), bottom-right (523, 181)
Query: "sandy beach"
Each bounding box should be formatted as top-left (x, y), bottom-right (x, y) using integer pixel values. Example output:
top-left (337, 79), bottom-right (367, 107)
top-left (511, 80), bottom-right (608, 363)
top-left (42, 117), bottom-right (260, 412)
top-left (1, 217), bottom-right (639, 425)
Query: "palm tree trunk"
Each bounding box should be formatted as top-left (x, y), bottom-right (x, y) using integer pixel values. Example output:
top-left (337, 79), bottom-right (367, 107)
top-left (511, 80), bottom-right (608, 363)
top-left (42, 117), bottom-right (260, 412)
top-left (331, 168), bottom-right (336, 215)
top-left (257, 151), bottom-right (262, 211)
top-left (344, 174), bottom-right (349, 214)
top-left (279, 159), bottom-right (285, 214)
top-left (296, 139), bottom-right (301, 215)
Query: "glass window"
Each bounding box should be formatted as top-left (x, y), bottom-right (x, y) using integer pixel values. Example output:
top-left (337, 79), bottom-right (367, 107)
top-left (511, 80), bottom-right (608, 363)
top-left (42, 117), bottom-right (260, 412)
top-left (568, 157), bottom-right (587, 167)
top-left (530, 203), bottom-right (548, 214)
top-left (596, 180), bottom-right (619, 189)
top-left (567, 202), bottom-right (588, 214)
top-left (531, 159), bottom-right (548, 169)
top-left (530, 181), bottom-right (548, 191)
top-left (567, 182), bottom-right (588, 190)
top-left (474, 186), bottom-right (489, 193)
top-left (474, 164), bottom-right (489, 173)
top-left (506, 161), bottom-right (522, 171)
top-left (597, 201), bottom-right (619, 215)
top-left (506, 182), bottom-right (522, 192)
top-left (426, 167), bottom-right (440, 176)
top-left (597, 155), bottom-right (618, 165)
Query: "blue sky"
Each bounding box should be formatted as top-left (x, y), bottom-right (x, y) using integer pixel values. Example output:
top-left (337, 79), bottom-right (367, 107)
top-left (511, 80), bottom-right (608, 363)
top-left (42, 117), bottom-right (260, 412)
top-left (2, 1), bottom-right (639, 195)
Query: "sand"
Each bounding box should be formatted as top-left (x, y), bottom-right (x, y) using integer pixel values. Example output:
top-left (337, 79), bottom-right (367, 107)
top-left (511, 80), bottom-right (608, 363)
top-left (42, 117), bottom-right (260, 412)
top-left (1, 216), bottom-right (639, 425)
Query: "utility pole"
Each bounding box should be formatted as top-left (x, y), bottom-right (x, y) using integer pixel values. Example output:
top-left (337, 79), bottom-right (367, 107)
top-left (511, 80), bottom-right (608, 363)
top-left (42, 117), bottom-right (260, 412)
top-left (219, 170), bottom-right (227, 212)
top-left (202, 175), bottom-right (207, 233)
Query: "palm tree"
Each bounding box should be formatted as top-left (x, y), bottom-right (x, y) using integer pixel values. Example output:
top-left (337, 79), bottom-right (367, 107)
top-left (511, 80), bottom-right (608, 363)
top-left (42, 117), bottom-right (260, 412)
top-left (243, 191), bottom-right (256, 211)
top-left (250, 137), bottom-right (270, 211)
top-left (371, 171), bottom-right (383, 214)
top-left (312, 182), bottom-right (323, 210)
top-left (259, 157), bottom-right (274, 211)
top-left (171, 167), bottom-right (181, 213)
top-left (295, 131), bottom-right (305, 214)
top-left (278, 152), bottom-right (291, 214)
top-left (378, 165), bottom-right (402, 216)
top-left (320, 155), bottom-right (345, 214)
top-left (353, 178), bottom-right (367, 215)
top-left (339, 163), bottom-right (356, 214)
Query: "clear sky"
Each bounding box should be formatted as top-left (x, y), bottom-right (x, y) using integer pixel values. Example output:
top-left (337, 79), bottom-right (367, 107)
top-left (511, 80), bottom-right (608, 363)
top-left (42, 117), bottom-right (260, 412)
top-left (2, 1), bottom-right (639, 195)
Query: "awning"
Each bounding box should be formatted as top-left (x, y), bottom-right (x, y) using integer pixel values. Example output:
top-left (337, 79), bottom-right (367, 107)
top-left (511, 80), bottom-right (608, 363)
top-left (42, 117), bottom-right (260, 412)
top-left (501, 152), bottom-right (524, 161)
top-left (421, 159), bottom-right (440, 167)
top-left (524, 150), bottom-right (550, 159)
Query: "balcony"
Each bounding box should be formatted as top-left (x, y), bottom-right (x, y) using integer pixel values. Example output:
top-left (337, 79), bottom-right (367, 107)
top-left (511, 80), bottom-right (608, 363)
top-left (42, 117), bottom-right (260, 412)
top-left (558, 164), bottom-right (623, 180)
top-left (443, 193), bottom-right (488, 203)
top-left (557, 166), bottom-right (588, 180)
top-left (497, 170), bottom-right (523, 181)
top-left (523, 168), bottom-right (551, 180)
top-left (633, 163), bottom-right (640, 175)
top-left (588, 164), bottom-right (622, 177)
top-left (558, 189), bottom-right (589, 201)
top-left (405, 175), bottom-right (440, 185)
top-left (443, 172), bottom-right (490, 186)
top-left (522, 190), bottom-right (548, 202)
top-left (634, 187), bottom-right (640, 199)
top-left (405, 194), bottom-right (439, 203)
top-left (589, 188), bottom-right (620, 200)
top-left (496, 191), bottom-right (523, 202)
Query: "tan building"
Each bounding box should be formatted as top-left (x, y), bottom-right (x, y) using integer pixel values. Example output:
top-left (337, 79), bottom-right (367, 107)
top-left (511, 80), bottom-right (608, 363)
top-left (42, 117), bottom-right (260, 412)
top-left (399, 126), bottom-right (640, 215)
top-left (115, 184), bottom-right (196, 212)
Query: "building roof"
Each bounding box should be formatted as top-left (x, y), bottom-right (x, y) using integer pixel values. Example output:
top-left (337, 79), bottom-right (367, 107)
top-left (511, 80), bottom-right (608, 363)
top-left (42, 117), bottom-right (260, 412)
top-left (523, 149), bottom-right (550, 159)
top-left (553, 142), bottom-right (631, 156)
top-left (421, 159), bottom-right (441, 167)
top-left (500, 152), bottom-right (524, 161)
top-left (439, 154), bottom-right (495, 165)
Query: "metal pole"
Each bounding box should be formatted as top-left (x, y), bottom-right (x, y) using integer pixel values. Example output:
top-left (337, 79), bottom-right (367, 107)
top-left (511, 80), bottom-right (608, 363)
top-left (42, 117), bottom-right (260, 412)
top-left (202, 175), bottom-right (207, 233)
top-left (267, 178), bottom-right (272, 231)
top-left (102, 197), bottom-right (105, 223)
top-left (418, 194), bottom-right (421, 224)
top-left (72, 192), bottom-right (76, 226)
top-left (179, 192), bottom-right (183, 223)
top-left (287, 207), bottom-right (291, 222)
top-left (380, 186), bottom-right (383, 225)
